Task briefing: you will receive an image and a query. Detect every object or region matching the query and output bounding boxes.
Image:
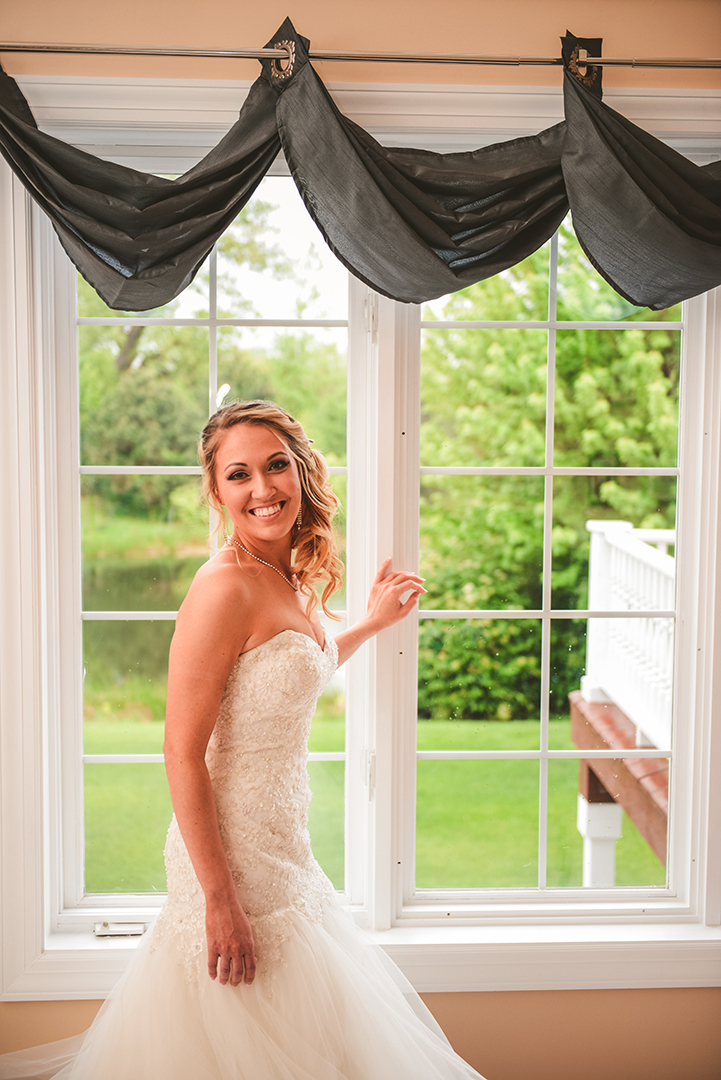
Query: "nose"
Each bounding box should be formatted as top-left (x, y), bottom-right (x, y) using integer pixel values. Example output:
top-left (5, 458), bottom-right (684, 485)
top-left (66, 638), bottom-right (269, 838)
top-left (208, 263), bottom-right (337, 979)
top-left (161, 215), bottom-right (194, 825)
top-left (251, 470), bottom-right (275, 501)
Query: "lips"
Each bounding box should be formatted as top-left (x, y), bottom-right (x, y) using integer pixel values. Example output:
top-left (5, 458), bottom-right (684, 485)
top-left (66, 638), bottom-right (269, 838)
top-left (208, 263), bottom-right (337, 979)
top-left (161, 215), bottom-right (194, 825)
top-left (249, 501), bottom-right (284, 518)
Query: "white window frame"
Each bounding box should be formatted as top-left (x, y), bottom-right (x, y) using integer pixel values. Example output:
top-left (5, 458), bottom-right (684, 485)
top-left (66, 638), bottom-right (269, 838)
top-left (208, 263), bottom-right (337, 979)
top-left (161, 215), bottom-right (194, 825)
top-left (2, 78), bottom-right (721, 999)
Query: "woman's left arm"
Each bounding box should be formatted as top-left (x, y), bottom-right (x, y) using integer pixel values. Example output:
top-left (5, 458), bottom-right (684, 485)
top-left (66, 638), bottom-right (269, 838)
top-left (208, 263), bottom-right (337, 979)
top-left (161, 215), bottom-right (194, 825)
top-left (334, 557), bottom-right (426, 667)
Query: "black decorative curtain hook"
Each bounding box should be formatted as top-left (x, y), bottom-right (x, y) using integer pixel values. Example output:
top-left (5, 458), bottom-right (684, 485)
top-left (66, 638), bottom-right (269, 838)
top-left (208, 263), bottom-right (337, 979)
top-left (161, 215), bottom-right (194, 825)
top-left (561, 31), bottom-right (603, 98)
top-left (271, 39), bottom-right (296, 81)
top-left (261, 17), bottom-right (310, 92)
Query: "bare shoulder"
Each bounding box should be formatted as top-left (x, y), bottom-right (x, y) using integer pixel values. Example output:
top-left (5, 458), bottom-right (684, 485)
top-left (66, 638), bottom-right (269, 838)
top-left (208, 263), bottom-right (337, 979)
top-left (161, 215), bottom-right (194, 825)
top-left (165, 553), bottom-right (254, 742)
top-left (174, 551), bottom-right (252, 659)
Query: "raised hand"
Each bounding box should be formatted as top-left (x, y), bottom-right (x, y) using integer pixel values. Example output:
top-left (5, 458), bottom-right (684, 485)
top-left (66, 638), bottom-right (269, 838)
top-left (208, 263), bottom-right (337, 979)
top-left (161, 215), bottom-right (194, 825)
top-left (365, 557), bottom-right (426, 633)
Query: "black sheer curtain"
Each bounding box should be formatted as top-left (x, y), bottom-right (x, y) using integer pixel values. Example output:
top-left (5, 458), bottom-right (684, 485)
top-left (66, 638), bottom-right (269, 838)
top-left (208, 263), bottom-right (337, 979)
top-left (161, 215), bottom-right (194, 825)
top-left (1, 19), bottom-right (719, 311)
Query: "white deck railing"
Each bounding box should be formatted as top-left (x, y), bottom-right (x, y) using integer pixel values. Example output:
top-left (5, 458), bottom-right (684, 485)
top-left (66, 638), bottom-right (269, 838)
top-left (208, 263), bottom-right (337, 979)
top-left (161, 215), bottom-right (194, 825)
top-left (580, 520), bottom-right (675, 750)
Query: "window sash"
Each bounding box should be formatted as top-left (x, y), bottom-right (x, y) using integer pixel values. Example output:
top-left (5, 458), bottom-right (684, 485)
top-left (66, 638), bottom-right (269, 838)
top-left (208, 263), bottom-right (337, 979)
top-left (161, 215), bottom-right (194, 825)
top-left (342, 273), bottom-right (713, 925)
top-left (71, 219), bottom-right (351, 905)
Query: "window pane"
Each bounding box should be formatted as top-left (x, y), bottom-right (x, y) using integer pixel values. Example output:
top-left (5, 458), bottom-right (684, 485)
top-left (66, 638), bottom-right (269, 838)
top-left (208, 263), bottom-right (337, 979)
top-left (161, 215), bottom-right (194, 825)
top-left (307, 761), bottom-right (344, 890)
top-left (558, 606), bottom-right (672, 877)
top-left (550, 618), bottom-right (587, 747)
top-left (418, 719), bottom-right (539, 754)
top-left (547, 759), bottom-right (667, 887)
top-left (416, 760), bottom-right (538, 888)
top-left (217, 327), bottom-right (347, 467)
top-left (421, 244), bottom-right (550, 322)
top-left (418, 619), bottom-right (541, 742)
top-left (420, 476), bottom-right (544, 610)
top-left (82, 475), bottom-right (207, 611)
top-left (79, 326), bottom-right (209, 467)
top-left (563, 613), bottom-right (673, 753)
top-left (216, 177), bottom-right (348, 320)
top-left (556, 219), bottom-right (681, 323)
top-left (420, 328), bottom-right (547, 467)
top-left (84, 719), bottom-right (164, 756)
top-left (309, 683), bottom-right (345, 755)
top-left (551, 475), bottom-right (676, 610)
top-left (83, 621), bottom-right (173, 753)
top-left (85, 763), bottom-right (171, 893)
top-left (554, 329), bottom-right (680, 468)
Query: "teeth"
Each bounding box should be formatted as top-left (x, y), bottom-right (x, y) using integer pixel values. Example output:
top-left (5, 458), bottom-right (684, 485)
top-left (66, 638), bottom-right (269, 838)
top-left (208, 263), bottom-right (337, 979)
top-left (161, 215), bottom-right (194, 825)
top-left (252, 503), bottom-right (281, 518)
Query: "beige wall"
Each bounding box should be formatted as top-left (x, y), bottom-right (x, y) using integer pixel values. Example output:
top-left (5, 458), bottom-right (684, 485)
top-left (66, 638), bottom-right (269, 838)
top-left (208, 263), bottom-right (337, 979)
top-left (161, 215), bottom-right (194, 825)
top-left (2, 0), bottom-right (720, 88)
top-left (1, 0), bottom-right (720, 1074)
top-left (2, 988), bottom-right (721, 1079)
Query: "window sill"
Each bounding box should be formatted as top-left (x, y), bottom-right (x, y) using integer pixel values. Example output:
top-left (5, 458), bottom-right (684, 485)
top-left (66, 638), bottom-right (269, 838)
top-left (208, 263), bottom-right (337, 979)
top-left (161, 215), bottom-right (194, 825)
top-left (3, 920), bottom-right (720, 1000)
top-left (364, 921), bottom-right (721, 991)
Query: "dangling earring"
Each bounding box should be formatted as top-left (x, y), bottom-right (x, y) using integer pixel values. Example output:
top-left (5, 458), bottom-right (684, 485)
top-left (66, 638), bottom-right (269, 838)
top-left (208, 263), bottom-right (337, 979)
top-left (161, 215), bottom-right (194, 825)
top-left (296, 505), bottom-right (303, 528)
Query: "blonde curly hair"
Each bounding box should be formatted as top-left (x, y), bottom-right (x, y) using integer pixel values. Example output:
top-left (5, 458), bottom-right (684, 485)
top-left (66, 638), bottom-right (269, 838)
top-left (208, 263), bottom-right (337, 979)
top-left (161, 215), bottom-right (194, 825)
top-left (199, 400), bottom-right (343, 618)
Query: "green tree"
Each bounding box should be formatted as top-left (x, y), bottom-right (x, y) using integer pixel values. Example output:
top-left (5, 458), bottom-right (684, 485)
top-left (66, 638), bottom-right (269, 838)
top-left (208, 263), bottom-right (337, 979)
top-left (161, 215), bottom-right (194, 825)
top-left (418, 221), bottom-right (679, 720)
top-left (78, 200), bottom-right (298, 522)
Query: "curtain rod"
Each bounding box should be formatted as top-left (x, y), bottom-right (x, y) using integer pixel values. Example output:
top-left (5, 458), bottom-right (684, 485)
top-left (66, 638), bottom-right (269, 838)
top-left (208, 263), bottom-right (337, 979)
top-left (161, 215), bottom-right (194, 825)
top-left (1, 41), bottom-right (720, 69)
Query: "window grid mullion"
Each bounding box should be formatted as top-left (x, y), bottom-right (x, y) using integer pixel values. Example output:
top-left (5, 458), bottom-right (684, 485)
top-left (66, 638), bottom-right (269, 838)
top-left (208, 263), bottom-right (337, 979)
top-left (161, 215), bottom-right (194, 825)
top-left (536, 235), bottom-right (559, 889)
top-left (208, 244), bottom-right (218, 416)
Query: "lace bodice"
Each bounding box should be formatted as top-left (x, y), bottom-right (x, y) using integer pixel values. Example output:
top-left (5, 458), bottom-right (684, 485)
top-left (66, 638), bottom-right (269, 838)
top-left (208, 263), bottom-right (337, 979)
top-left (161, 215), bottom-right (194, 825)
top-left (152, 629), bottom-right (339, 982)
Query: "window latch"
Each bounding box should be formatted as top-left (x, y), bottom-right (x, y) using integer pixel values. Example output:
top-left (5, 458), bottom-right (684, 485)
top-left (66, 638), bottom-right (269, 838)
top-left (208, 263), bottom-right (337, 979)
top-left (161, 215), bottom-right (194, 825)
top-left (364, 293), bottom-right (378, 343)
top-left (366, 750), bottom-right (376, 798)
top-left (94, 921), bottom-right (146, 937)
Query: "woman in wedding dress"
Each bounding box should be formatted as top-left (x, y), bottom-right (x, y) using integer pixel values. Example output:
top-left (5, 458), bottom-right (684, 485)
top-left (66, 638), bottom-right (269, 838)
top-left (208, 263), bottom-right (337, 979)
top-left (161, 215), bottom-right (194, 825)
top-left (0, 400), bottom-right (486, 1080)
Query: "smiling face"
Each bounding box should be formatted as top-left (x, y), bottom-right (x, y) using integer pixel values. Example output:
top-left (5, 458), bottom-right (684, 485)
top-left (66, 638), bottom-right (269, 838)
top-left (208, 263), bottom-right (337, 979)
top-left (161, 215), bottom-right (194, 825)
top-left (213, 423), bottom-right (302, 548)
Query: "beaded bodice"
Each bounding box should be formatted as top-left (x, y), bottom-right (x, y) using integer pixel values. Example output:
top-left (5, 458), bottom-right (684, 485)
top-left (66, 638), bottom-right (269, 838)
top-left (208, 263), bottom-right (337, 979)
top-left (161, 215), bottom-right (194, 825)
top-left (152, 629), bottom-right (339, 981)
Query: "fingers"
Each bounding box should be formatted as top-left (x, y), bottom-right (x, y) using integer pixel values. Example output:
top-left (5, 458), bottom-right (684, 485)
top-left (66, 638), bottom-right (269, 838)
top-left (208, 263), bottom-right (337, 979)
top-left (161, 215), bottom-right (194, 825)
top-left (205, 898), bottom-right (256, 987)
top-left (218, 948), bottom-right (239, 985)
top-left (399, 589), bottom-right (423, 611)
top-left (243, 950), bottom-right (256, 985)
top-left (394, 580), bottom-right (427, 602)
top-left (375, 567), bottom-right (425, 590)
top-left (398, 581), bottom-right (424, 597)
top-left (210, 949), bottom-right (256, 987)
top-left (373, 556), bottom-right (393, 583)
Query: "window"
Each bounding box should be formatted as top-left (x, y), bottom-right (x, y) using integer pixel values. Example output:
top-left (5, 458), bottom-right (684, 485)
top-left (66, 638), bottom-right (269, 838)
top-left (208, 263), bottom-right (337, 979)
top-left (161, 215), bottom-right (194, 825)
top-left (410, 226), bottom-right (678, 897)
top-left (76, 177), bottom-right (349, 899)
top-left (2, 79), bottom-right (720, 1000)
top-left (342, 239), bottom-right (691, 928)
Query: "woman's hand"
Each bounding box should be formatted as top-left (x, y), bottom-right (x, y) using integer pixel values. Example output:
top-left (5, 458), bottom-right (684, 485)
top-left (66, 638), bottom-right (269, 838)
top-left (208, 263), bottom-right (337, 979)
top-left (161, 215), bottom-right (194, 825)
top-left (334, 558), bottom-right (426, 666)
top-left (365, 557), bottom-right (426, 633)
top-left (205, 892), bottom-right (256, 987)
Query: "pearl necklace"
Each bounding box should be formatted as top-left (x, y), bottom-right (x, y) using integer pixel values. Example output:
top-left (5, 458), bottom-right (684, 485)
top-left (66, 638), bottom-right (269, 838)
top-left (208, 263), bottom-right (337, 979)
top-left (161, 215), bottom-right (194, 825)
top-left (225, 535), bottom-right (299, 591)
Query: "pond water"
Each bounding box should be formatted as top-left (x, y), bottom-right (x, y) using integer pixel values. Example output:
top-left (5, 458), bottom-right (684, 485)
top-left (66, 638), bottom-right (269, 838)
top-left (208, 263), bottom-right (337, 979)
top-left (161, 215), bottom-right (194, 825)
top-left (83, 555), bottom-right (206, 613)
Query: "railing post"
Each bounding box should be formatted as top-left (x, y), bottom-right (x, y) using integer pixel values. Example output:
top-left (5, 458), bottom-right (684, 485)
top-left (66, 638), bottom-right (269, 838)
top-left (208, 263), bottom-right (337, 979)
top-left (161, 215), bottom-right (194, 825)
top-left (576, 764), bottom-right (623, 886)
top-left (577, 795), bottom-right (624, 885)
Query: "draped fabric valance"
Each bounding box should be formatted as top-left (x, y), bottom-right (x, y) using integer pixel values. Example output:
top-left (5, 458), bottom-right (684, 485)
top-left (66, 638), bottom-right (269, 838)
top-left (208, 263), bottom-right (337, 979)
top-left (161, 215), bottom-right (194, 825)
top-left (1, 19), bottom-right (720, 312)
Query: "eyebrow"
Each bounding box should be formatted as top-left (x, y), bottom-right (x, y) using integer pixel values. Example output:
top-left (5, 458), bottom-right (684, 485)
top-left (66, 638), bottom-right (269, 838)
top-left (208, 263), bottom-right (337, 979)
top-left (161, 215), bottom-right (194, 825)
top-left (224, 451), bottom-right (288, 471)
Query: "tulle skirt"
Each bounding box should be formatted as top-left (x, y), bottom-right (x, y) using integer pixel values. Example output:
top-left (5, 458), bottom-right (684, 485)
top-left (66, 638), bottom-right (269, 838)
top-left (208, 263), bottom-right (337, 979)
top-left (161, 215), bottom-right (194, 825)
top-left (0, 903), bottom-right (484, 1079)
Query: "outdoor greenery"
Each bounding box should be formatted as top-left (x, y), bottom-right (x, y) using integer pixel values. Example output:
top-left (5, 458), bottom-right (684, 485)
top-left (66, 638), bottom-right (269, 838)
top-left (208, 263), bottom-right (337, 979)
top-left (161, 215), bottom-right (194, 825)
top-left (79, 191), bottom-right (678, 894)
top-left (417, 227), bottom-right (679, 719)
top-left (84, 716), bottom-right (665, 892)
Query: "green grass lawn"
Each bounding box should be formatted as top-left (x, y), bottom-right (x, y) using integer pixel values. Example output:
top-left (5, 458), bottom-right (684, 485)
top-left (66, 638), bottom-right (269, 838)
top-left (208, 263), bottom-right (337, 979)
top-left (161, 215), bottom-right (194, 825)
top-left (84, 717), bottom-right (665, 894)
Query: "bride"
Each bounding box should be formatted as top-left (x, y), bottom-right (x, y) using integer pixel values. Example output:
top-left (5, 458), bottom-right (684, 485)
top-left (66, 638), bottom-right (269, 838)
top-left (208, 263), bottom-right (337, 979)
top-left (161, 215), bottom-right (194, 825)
top-left (0, 400), bottom-right (485, 1079)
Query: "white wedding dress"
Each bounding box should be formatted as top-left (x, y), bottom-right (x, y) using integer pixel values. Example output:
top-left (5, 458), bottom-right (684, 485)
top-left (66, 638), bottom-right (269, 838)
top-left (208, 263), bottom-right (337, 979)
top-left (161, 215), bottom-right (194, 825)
top-left (0, 630), bottom-right (485, 1079)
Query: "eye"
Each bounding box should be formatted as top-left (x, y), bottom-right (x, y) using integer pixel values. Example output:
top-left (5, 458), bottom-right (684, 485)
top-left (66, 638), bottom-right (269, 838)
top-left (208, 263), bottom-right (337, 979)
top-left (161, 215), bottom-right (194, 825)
top-left (227, 470), bottom-right (248, 482)
top-left (269, 458), bottom-right (290, 471)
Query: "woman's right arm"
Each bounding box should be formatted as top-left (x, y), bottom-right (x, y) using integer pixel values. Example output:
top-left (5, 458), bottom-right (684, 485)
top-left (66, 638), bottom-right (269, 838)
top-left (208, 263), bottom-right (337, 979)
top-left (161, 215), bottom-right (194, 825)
top-left (163, 568), bottom-right (256, 987)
